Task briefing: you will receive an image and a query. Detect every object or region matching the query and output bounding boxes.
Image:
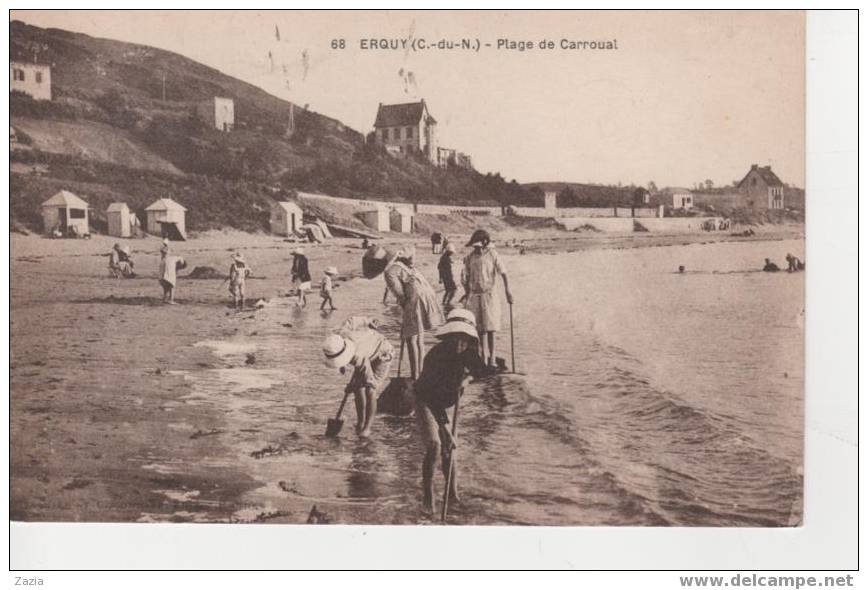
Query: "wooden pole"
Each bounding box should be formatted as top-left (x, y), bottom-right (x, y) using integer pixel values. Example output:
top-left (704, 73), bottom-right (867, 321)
top-left (440, 394), bottom-right (461, 523)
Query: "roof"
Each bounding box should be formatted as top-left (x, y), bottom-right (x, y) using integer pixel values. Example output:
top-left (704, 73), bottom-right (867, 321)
top-left (145, 198), bottom-right (187, 212)
top-left (373, 100), bottom-right (436, 128)
top-left (660, 187), bottom-right (694, 195)
top-left (272, 201), bottom-right (302, 212)
top-left (42, 190), bottom-right (88, 209)
top-left (738, 165), bottom-right (784, 188)
top-left (106, 202), bottom-right (129, 212)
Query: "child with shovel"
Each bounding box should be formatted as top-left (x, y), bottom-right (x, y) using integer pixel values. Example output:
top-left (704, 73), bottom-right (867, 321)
top-left (321, 321), bottom-right (394, 438)
top-left (413, 308), bottom-right (488, 516)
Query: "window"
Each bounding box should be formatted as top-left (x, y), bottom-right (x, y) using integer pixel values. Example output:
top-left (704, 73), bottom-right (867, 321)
top-left (35, 72), bottom-right (43, 83)
top-left (13, 69), bottom-right (25, 82)
top-left (406, 126), bottom-right (414, 139)
top-left (69, 209), bottom-right (86, 219)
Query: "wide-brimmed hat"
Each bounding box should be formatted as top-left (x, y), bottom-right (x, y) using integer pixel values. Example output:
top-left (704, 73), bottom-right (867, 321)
top-left (435, 308), bottom-right (479, 341)
top-left (466, 229), bottom-right (491, 247)
top-left (392, 244), bottom-right (416, 262)
top-left (324, 266), bottom-right (338, 275)
top-left (445, 243), bottom-right (456, 253)
top-left (231, 253), bottom-right (246, 263)
top-left (292, 247), bottom-right (304, 256)
top-left (322, 334), bottom-right (356, 368)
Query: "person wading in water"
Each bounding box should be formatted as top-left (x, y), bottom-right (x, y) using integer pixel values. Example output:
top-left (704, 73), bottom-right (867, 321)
top-left (461, 229), bottom-right (514, 368)
top-left (413, 308), bottom-right (488, 515)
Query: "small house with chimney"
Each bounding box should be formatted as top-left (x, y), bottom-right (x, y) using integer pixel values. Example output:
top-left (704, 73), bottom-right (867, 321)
top-left (737, 164), bottom-right (785, 209)
top-left (10, 62), bottom-right (51, 101)
top-left (372, 99), bottom-right (438, 164)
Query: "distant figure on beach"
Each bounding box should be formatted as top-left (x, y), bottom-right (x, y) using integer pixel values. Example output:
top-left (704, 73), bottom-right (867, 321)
top-left (462, 229), bottom-right (514, 368)
top-left (158, 243), bottom-right (186, 305)
top-left (762, 258), bottom-right (781, 272)
top-left (290, 248), bottom-right (311, 307)
top-left (384, 245), bottom-right (443, 379)
top-left (785, 253), bottom-right (804, 273)
top-left (228, 253), bottom-right (251, 310)
top-left (108, 243), bottom-right (135, 278)
top-left (678, 265), bottom-right (685, 274)
top-left (320, 266), bottom-right (338, 311)
top-left (361, 237), bottom-right (369, 250)
top-left (438, 243), bottom-right (458, 307)
top-left (431, 232), bottom-right (443, 254)
top-left (322, 320), bottom-right (395, 437)
top-left (414, 309), bottom-right (488, 515)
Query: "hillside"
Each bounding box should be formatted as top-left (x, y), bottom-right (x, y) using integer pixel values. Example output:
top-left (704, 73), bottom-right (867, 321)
top-left (10, 21), bottom-right (539, 234)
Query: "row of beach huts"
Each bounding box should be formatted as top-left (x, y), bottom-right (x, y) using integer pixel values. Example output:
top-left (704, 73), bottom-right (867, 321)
top-left (36, 189), bottom-right (417, 241)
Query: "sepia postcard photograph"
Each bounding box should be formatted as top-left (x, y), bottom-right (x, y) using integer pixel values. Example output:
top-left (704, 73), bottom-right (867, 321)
top-left (9, 8), bottom-right (810, 535)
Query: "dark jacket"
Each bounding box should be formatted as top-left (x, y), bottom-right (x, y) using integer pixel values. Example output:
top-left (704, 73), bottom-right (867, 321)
top-left (291, 255), bottom-right (311, 282)
top-left (415, 341), bottom-right (487, 424)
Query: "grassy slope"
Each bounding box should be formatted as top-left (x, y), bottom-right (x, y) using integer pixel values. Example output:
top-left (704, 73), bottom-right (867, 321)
top-left (10, 21), bottom-right (539, 233)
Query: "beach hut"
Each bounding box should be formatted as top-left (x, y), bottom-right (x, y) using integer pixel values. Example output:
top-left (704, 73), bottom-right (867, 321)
top-left (270, 201), bottom-right (303, 236)
top-left (106, 202), bottom-right (134, 238)
top-left (389, 207), bottom-right (414, 233)
top-left (359, 206), bottom-right (390, 232)
top-left (41, 190), bottom-right (89, 236)
top-left (145, 198), bottom-right (187, 240)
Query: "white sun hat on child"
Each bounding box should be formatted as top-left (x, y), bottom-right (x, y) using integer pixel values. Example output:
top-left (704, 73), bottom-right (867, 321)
top-left (435, 308), bottom-right (479, 340)
top-left (324, 266), bottom-right (338, 275)
top-left (322, 334), bottom-right (356, 368)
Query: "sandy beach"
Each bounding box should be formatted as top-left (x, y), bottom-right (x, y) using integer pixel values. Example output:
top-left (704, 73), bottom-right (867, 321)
top-left (10, 224), bottom-right (804, 524)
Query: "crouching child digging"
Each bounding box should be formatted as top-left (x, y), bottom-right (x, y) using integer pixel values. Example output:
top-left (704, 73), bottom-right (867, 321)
top-left (321, 318), bottom-right (394, 438)
top-left (413, 308), bottom-right (489, 515)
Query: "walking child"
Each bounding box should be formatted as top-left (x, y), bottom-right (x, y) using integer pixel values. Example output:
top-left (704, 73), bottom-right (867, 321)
top-left (228, 253), bottom-right (252, 310)
top-left (320, 266), bottom-right (338, 311)
top-left (321, 319), bottom-right (395, 438)
top-left (414, 308), bottom-right (488, 515)
top-left (438, 243), bottom-right (458, 307)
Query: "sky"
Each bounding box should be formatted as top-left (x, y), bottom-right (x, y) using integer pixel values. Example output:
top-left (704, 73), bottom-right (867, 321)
top-left (11, 10), bottom-right (805, 188)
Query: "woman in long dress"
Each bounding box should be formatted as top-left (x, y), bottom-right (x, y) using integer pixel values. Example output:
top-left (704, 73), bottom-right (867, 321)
top-left (383, 246), bottom-right (443, 379)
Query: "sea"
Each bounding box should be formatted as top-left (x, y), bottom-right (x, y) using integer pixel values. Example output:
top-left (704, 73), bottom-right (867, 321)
top-left (156, 238), bottom-right (805, 526)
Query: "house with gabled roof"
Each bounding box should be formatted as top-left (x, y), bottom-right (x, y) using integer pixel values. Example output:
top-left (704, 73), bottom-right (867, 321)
top-left (372, 99), bottom-right (438, 164)
top-left (737, 164), bottom-right (785, 209)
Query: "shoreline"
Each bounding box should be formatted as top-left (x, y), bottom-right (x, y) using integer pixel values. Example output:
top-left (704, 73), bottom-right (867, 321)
top-left (10, 226), bottom-right (804, 523)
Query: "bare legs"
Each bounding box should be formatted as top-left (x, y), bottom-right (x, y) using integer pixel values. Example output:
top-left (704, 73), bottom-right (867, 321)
top-left (478, 330), bottom-right (496, 367)
top-left (405, 334), bottom-right (425, 380)
top-left (353, 386), bottom-right (377, 438)
top-left (421, 430), bottom-right (459, 515)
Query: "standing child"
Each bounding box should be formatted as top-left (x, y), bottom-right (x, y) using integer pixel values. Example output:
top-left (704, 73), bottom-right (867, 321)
top-left (438, 243), bottom-right (458, 307)
top-left (228, 253), bottom-right (252, 310)
top-left (320, 266), bottom-right (338, 311)
top-left (158, 243), bottom-right (186, 305)
top-left (321, 320), bottom-right (395, 437)
top-left (290, 248), bottom-right (311, 307)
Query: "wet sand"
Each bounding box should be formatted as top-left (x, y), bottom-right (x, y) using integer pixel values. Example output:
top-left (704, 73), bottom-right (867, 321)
top-left (10, 225), bottom-right (803, 524)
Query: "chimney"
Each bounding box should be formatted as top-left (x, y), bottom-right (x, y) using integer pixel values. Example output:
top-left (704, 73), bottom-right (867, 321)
top-left (751, 164), bottom-right (759, 170)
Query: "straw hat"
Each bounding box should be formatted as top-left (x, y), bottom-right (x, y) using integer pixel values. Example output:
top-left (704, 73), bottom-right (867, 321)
top-left (466, 229), bottom-right (491, 247)
top-left (231, 253), bottom-right (246, 263)
top-left (322, 334), bottom-right (356, 368)
top-left (435, 308), bottom-right (479, 341)
top-left (324, 266), bottom-right (338, 275)
top-left (445, 243), bottom-right (456, 253)
top-left (292, 247), bottom-right (304, 256)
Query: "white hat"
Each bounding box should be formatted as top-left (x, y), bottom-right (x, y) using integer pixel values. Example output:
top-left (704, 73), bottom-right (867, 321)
top-left (292, 247), bottom-right (304, 256)
top-left (445, 243), bottom-right (456, 253)
top-left (435, 308), bottom-right (479, 341)
top-left (232, 252), bottom-right (245, 263)
top-left (393, 244), bottom-right (416, 261)
top-left (322, 334), bottom-right (356, 368)
top-left (324, 266), bottom-right (338, 275)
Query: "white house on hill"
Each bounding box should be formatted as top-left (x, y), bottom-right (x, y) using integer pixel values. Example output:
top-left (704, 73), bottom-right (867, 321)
top-left (10, 62), bottom-right (51, 101)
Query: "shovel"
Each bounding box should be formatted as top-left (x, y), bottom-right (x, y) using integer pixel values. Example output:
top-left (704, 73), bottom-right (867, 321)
top-left (325, 388), bottom-right (353, 437)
